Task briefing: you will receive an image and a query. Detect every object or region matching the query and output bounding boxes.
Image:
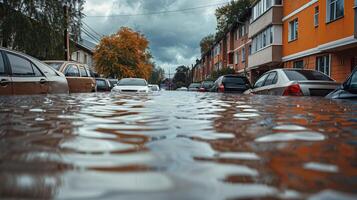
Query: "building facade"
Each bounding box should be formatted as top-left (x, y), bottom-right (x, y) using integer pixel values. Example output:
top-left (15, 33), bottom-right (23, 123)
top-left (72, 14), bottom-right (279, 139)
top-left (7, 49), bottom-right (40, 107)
top-left (282, 0), bottom-right (357, 82)
top-left (71, 39), bottom-right (97, 71)
top-left (194, 0), bottom-right (357, 84)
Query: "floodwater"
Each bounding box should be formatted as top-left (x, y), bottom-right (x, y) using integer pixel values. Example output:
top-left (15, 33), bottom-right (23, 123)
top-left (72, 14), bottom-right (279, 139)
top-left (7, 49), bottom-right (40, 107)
top-left (0, 91), bottom-right (356, 200)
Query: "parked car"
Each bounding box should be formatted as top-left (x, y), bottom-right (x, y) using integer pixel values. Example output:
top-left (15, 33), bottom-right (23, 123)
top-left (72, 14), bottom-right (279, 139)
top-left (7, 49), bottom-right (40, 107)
top-left (108, 79), bottom-right (118, 89)
top-left (176, 87), bottom-right (188, 91)
top-left (188, 83), bottom-right (201, 91)
top-left (199, 81), bottom-right (214, 92)
top-left (112, 78), bottom-right (149, 93)
top-left (211, 75), bottom-right (251, 93)
top-left (148, 84), bottom-right (160, 92)
top-left (0, 47), bottom-right (69, 95)
top-left (43, 61), bottom-right (96, 93)
top-left (96, 78), bottom-right (112, 92)
top-left (245, 69), bottom-right (340, 96)
top-left (326, 67), bottom-right (357, 99)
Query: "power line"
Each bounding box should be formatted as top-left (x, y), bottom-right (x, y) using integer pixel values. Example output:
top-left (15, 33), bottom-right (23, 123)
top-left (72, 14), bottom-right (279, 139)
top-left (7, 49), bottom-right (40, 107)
top-left (82, 21), bottom-right (104, 38)
top-left (81, 27), bottom-right (100, 42)
top-left (85, 2), bottom-right (230, 17)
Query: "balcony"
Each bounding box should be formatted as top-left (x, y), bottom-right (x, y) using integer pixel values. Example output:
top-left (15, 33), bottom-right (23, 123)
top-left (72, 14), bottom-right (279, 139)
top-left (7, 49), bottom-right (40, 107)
top-left (248, 45), bottom-right (282, 69)
top-left (249, 6), bottom-right (283, 38)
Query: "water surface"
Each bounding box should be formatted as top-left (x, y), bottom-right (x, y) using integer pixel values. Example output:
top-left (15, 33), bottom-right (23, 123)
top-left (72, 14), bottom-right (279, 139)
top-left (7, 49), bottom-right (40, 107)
top-left (0, 92), bottom-right (356, 199)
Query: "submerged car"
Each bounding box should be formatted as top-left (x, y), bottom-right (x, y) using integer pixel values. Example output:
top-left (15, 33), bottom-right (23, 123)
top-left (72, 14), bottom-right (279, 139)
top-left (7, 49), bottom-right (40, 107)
top-left (108, 79), bottom-right (118, 89)
top-left (148, 84), bottom-right (160, 92)
top-left (43, 61), bottom-right (96, 93)
top-left (176, 87), bottom-right (188, 91)
top-left (326, 67), bottom-right (357, 99)
top-left (188, 83), bottom-right (201, 91)
top-left (112, 78), bottom-right (149, 93)
top-left (199, 81), bottom-right (214, 92)
top-left (211, 75), bottom-right (251, 93)
top-left (96, 78), bottom-right (112, 92)
top-left (0, 47), bottom-right (69, 95)
top-left (245, 69), bottom-right (339, 96)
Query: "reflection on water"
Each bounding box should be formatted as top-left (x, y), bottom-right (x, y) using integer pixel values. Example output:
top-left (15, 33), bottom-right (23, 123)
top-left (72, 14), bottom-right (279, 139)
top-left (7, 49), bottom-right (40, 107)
top-left (0, 92), bottom-right (356, 199)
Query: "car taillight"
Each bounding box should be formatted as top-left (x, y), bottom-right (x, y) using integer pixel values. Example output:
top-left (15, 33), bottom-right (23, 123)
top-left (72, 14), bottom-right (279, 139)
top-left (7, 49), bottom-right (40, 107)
top-left (283, 84), bottom-right (303, 96)
top-left (199, 87), bottom-right (205, 92)
top-left (218, 84), bottom-right (225, 93)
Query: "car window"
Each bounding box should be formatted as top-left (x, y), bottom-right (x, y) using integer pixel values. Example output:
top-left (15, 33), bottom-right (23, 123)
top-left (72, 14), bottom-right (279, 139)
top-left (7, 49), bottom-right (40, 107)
top-left (0, 53), bottom-right (5, 74)
top-left (118, 79), bottom-right (147, 86)
top-left (263, 72), bottom-right (277, 86)
top-left (254, 73), bottom-right (269, 88)
top-left (349, 70), bottom-right (357, 90)
top-left (65, 64), bottom-right (80, 77)
top-left (284, 70), bottom-right (333, 81)
top-left (96, 79), bottom-right (106, 87)
top-left (7, 53), bottom-right (39, 77)
top-left (79, 67), bottom-right (88, 77)
top-left (31, 64), bottom-right (43, 76)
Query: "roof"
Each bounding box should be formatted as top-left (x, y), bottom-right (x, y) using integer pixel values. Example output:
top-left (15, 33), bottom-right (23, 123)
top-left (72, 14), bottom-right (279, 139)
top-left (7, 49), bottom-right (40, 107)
top-left (75, 38), bottom-right (97, 54)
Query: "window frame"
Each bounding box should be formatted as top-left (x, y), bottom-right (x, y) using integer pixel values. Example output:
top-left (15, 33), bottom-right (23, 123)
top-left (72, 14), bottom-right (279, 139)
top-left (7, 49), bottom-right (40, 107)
top-left (288, 18), bottom-right (298, 42)
top-left (293, 60), bottom-right (304, 69)
top-left (326, 0), bottom-right (344, 23)
top-left (314, 6), bottom-right (319, 27)
top-left (316, 55), bottom-right (331, 77)
top-left (6, 52), bottom-right (44, 77)
top-left (0, 51), bottom-right (8, 75)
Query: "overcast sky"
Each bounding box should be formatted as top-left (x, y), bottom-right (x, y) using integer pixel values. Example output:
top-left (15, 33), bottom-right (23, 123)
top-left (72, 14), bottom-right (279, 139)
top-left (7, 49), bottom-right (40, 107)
top-left (83, 0), bottom-right (228, 75)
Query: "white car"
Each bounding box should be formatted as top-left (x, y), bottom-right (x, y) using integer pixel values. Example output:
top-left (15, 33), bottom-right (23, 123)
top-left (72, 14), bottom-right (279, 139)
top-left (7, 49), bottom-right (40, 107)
top-left (112, 78), bottom-right (149, 93)
top-left (148, 84), bottom-right (160, 92)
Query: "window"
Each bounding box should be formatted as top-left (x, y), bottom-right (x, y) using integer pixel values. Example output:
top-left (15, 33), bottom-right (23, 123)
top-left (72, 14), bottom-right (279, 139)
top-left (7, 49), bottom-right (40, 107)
top-left (84, 54), bottom-right (87, 64)
top-left (65, 64), bottom-right (80, 77)
top-left (7, 53), bottom-right (41, 77)
top-left (289, 19), bottom-right (298, 41)
top-left (327, 0), bottom-right (344, 22)
top-left (263, 72), bottom-right (277, 86)
top-left (235, 52), bottom-right (239, 64)
top-left (316, 55), bottom-right (331, 76)
top-left (254, 73), bottom-right (269, 88)
top-left (76, 52), bottom-right (80, 61)
top-left (0, 53), bottom-right (5, 74)
top-left (242, 47), bottom-right (246, 62)
top-left (314, 6), bottom-right (319, 27)
top-left (252, 0), bottom-right (282, 21)
top-left (293, 60), bottom-right (304, 69)
top-left (79, 67), bottom-right (88, 77)
top-left (251, 26), bottom-right (273, 54)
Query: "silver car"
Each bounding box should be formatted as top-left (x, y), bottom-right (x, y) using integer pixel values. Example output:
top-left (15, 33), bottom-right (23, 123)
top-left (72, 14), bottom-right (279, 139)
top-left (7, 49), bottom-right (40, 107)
top-left (244, 69), bottom-right (340, 96)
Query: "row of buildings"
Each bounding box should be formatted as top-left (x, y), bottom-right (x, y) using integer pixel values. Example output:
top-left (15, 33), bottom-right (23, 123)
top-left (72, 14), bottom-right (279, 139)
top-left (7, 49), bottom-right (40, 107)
top-left (192, 0), bottom-right (357, 84)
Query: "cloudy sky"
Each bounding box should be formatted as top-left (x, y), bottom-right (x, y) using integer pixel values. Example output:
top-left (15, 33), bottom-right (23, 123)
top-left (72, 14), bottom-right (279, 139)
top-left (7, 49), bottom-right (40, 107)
top-left (82, 0), bottom-right (229, 75)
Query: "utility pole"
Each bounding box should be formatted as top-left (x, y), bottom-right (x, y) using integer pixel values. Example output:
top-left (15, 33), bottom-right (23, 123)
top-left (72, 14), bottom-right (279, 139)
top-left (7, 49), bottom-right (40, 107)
top-left (63, 3), bottom-right (70, 61)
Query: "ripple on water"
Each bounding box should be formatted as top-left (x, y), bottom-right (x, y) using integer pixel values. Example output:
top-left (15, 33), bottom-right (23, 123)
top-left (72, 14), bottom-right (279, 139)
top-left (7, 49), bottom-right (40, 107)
top-left (255, 131), bottom-right (326, 142)
top-left (303, 162), bottom-right (339, 173)
top-left (273, 125), bottom-right (307, 131)
top-left (60, 137), bottom-right (136, 153)
top-left (217, 152), bottom-right (260, 160)
top-left (234, 113), bottom-right (260, 118)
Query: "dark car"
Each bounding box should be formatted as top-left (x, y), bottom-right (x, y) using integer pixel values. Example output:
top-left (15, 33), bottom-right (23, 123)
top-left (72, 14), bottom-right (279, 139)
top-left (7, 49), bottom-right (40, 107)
top-left (211, 75), bottom-right (251, 93)
top-left (108, 79), bottom-right (118, 89)
top-left (44, 61), bottom-right (96, 93)
top-left (326, 67), bottom-right (357, 99)
top-left (199, 81), bottom-right (214, 92)
top-left (96, 78), bottom-right (111, 92)
top-left (0, 47), bottom-right (69, 95)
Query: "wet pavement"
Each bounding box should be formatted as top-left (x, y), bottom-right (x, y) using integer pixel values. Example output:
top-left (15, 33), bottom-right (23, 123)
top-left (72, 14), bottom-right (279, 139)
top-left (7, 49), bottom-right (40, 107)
top-left (0, 91), bottom-right (356, 199)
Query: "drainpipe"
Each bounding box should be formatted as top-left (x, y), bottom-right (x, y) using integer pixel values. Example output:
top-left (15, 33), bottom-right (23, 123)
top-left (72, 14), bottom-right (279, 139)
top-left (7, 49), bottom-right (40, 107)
top-left (355, 0), bottom-right (357, 38)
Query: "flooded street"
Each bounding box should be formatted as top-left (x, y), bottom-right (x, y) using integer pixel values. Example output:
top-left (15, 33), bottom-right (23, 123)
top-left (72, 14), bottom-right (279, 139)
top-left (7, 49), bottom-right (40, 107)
top-left (0, 92), bottom-right (356, 199)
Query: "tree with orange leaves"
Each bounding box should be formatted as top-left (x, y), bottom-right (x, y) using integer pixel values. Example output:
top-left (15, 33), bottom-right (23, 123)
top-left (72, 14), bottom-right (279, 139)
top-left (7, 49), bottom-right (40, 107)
top-left (93, 27), bottom-right (153, 80)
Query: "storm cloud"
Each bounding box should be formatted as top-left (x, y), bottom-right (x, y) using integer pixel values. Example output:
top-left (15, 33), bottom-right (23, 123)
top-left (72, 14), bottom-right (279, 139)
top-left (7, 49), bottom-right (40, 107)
top-left (83, 0), bottom-right (226, 73)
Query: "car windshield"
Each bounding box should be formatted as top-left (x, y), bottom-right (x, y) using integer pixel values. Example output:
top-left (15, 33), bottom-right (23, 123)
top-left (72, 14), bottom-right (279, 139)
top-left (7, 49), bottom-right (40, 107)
top-left (45, 62), bottom-right (64, 70)
top-left (202, 81), bottom-right (214, 87)
top-left (223, 76), bottom-right (249, 85)
top-left (118, 79), bottom-right (147, 86)
top-left (189, 83), bottom-right (200, 88)
top-left (284, 70), bottom-right (333, 81)
top-left (96, 80), bottom-right (106, 87)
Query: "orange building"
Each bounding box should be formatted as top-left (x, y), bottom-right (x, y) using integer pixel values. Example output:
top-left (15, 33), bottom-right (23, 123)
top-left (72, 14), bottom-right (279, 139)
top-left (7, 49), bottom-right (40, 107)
top-left (282, 0), bottom-right (357, 82)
